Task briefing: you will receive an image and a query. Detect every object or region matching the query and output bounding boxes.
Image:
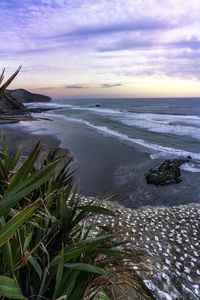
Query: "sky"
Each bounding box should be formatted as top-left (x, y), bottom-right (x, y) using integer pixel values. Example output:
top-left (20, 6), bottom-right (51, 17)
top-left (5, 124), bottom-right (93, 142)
top-left (1, 0), bottom-right (200, 98)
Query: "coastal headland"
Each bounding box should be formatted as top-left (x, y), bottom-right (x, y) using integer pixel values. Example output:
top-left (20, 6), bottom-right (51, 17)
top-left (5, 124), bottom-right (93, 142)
top-left (0, 83), bottom-right (200, 298)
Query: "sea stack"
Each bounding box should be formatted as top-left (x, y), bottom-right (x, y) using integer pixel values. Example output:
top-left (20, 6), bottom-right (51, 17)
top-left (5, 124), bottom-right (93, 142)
top-left (0, 66), bottom-right (27, 114)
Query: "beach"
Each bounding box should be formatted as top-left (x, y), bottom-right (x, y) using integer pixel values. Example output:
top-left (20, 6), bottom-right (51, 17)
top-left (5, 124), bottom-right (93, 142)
top-left (7, 99), bottom-right (200, 209)
top-left (2, 1), bottom-right (200, 299)
top-left (1, 98), bottom-right (200, 299)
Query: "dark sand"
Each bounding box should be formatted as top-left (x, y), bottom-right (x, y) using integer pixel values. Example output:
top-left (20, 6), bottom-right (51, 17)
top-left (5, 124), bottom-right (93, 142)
top-left (37, 121), bottom-right (150, 199)
top-left (1, 120), bottom-right (200, 209)
top-left (0, 125), bottom-right (62, 154)
top-left (33, 120), bottom-right (200, 209)
top-left (0, 121), bottom-right (150, 201)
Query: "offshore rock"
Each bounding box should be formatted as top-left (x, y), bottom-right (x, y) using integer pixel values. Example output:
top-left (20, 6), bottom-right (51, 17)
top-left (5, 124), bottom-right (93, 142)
top-left (145, 158), bottom-right (190, 185)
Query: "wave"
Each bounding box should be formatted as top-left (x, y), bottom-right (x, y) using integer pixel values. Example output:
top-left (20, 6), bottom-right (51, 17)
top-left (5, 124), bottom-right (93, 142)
top-left (44, 113), bottom-right (200, 161)
top-left (26, 102), bottom-right (122, 114)
top-left (180, 163), bottom-right (200, 173)
top-left (25, 102), bottom-right (75, 109)
top-left (118, 113), bottom-right (200, 140)
top-left (47, 103), bottom-right (200, 139)
top-left (28, 102), bottom-right (200, 127)
top-left (77, 108), bottom-right (200, 139)
top-left (74, 107), bottom-right (122, 114)
top-left (58, 103), bottom-right (200, 124)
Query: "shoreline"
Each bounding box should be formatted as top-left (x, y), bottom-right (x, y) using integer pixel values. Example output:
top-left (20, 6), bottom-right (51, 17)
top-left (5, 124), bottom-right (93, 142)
top-left (1, 113), bottom-right (200, 209)
top-left (0, 107), bottom-right (56, 124)
top-left (0, 123), bottom-right (67, 155)
top-left (0, 118), bottom-right (200, 298)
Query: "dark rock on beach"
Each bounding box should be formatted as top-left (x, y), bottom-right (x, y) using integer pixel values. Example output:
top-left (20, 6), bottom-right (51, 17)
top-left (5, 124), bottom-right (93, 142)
top-left (145, 158), bottom-right (190, 185)
top-left (6, 89), bottom-right (51, 103)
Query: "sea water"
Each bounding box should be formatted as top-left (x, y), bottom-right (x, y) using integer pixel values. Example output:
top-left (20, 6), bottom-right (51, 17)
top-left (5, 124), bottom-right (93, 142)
top-left (21, 98), bottom-right (200, 207)
top-left (27, 98), bottom-right (200, 169)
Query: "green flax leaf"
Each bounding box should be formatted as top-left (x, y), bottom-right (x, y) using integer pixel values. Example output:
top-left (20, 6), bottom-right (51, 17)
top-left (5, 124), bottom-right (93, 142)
top-left (0, 276), bottom-right (25, 299)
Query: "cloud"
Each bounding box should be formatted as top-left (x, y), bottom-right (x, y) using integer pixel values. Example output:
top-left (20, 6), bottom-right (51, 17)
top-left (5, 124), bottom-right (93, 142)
top-left (51, 17), bottom-right (177, 39)
top-left (1, 0), bottom-right (200, 94)
top-left (64, 84), bottom-right (87, 89)
top-left (64, 83), bottom-right (123, 89)
top-left (100, 83), bottom-right (122, 88)
top-left (97, 37), bottom-right (157, 52)
top-left (170, 36), bottom-right (200, 50)
top-left (35, 86), bottom-right (55, 90)
top-left (97, 35), bottom-right (200, 52)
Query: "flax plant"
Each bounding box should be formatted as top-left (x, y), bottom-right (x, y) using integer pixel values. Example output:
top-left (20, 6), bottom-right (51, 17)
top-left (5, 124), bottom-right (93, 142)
top-left (0, 134), bottom-right (154, 300)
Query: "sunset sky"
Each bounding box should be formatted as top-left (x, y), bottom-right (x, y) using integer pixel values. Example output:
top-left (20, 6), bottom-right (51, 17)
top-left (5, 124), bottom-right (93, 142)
top-left (1, 0), bottom-right (200, 98)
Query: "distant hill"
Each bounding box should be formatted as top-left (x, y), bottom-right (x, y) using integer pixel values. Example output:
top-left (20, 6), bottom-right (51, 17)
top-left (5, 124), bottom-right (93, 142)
top-left (0, 67), bottom-right (51, 114)
top-left (6, 89), bottom-right (51, 103)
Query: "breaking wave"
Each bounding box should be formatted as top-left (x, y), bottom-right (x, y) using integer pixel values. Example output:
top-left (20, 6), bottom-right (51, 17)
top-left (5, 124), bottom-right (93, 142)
top-left (43, 113), bottom-right (200, 162)
top-left (40, 103), bottom-right (200, 140)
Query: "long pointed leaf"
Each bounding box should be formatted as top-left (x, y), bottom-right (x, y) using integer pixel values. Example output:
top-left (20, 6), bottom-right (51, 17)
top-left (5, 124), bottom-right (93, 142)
top-left (65, 263), bottom-right (111, 276)
top-left (0, 276), bottom-right (24, 299)
top-left (0, 66), bottom-right (22, 91)
top-left (51, 235), bottom-right (111, 266)
top-left (0, 159), bottom-right (60, 216)
top-left (0, 200), bottom-right (40, 248)
top-left (7, 142), bottom-right (41, 191)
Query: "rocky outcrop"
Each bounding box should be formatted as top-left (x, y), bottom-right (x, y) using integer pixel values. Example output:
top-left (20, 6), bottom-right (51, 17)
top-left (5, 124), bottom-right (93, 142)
top-left (6, 89), bottom-right (51, 103)
top-left (0, 66), bottom-right (51, 115)
top-left (145, 158), bottom-right (190, 185)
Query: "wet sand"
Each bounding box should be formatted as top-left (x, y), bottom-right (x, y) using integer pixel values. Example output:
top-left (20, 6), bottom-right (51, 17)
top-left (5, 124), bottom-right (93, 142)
top-left (0, 125), bottom-right (63, 154)
top-left (1, 121), bottom-right (200, 299)
top-left (1, 120), bottom-right (200, 209)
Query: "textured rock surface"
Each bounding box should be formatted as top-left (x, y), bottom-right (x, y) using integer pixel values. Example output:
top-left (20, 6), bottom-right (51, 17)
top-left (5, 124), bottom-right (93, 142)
top-left (145, 159), bottom-right (190, 185)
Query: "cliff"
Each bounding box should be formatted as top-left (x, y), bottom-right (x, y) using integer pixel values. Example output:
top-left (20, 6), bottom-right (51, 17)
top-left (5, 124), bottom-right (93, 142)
top-left (0, 67), bottom-right (51, 114)
top-left (6, 89), bottom-right (51, 103)
top-left (0, 66), bottom-right (27, 114)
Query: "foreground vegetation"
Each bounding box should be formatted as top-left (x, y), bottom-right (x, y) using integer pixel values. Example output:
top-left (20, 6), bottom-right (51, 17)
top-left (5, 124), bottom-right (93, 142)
top-left (0, 134), bottom-right (153, 299)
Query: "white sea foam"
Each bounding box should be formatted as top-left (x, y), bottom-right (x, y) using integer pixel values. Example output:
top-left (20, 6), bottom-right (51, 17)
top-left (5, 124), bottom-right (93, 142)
top-left (115, 112), bottom-right (200, 140)
top-left (180, 163), bottom-right (200, 173)
top-left (60, 103), bottom-right (200, 126)
top-left (44, 113), bottom-right (200, 162)
top-left (25, 102), bottom-right (77, 109)
top-left (53, 104), bottom-right (200, 139)
top-left (26, 102), bottom-right (122, 114)
top-left (76, 107), bottom-right (122, 114)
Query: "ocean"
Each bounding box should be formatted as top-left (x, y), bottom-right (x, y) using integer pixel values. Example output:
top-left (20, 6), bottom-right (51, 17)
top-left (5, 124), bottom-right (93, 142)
top-left (12, 98), bottom-right (200, 207)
